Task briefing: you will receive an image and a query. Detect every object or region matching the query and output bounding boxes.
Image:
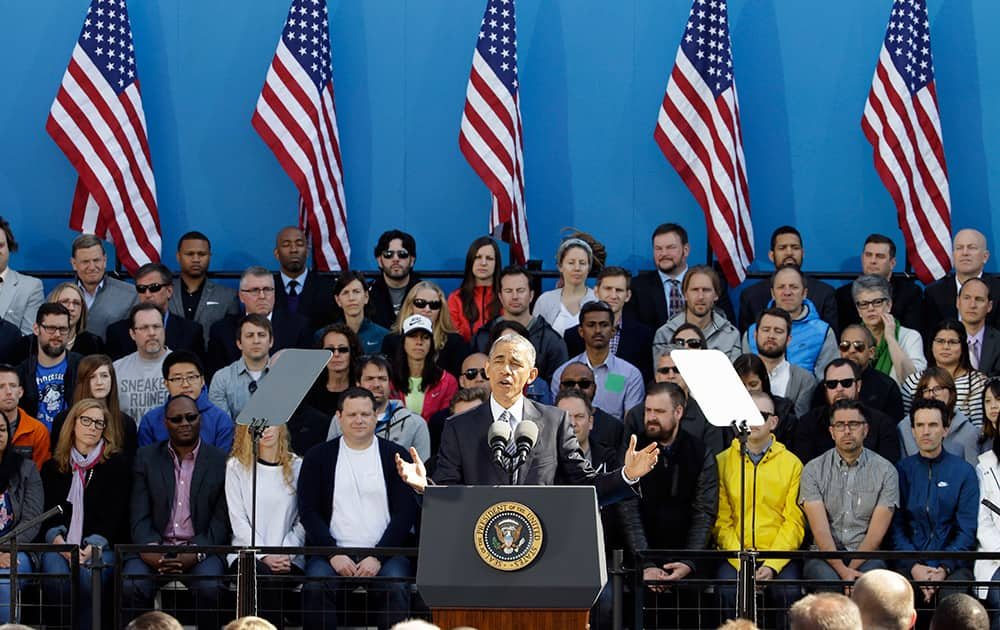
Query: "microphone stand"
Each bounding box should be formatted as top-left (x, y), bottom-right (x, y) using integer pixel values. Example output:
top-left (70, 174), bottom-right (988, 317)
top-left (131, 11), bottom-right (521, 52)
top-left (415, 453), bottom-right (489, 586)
top-left (0, 504), bottom-right (63, 623)
top-left (236, 418), bottom-right (268, 618)
top-left (731, 419), bottom-right (757, 624)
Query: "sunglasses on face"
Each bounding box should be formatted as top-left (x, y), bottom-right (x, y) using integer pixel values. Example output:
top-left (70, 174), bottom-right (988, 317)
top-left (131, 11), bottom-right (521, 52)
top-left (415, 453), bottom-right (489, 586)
top-left (672, 338), bottom-right (704, 349)
top-left (412, 298), bottom-right (442, 310)
top-left (326, 346), bottom-right (351, 355)
top-left (166, 413), bottom-right (199, 424)
top-left (656, 366), bottom-right (680, 375)
top-left (838, 340), bottom-right (867, 352)
top-left (759, 410), bottom-right (776, 422)
top-left (561, 379), bottom-right (594, 389)
top-left (463, 368), bottom-right (488, 381)
top-left (381, 249), bottom-right (410, 260)
top-left (823, 378), bottom-right (857, 390)
top-left (136, 282), bottom-right (166, 294)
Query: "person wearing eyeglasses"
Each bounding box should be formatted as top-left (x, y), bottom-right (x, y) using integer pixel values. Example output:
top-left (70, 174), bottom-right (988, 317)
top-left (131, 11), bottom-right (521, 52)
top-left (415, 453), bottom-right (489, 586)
top-left (303, 323), bottom-right (361, 417)
top-left (206, 266), bottom-right (311, 378)
top-left (104, 263), bottom-right (205, 361)
top-left (799, 398), bottom-right (898, 590)
top-left (40, 398), bottom-right (130, 630)
top-left (111, 303), bottom-right (170, 421)
top-left (897, 366), bottom-right (979, 467)
top-left (137, 350), bottom-right (233, 451)
top-left (852, 273), bottom-right (926, 385)
top-left (123, 394), bottom-right (229, 630)
top-left (822, 324), bottom-right (905, 422)
top-left (369, 230), bottom-right (421, 329)
top-left (15, 302), bottom-right (80, 433)
top-left (208, 314), bottom-right (273, 421)
top-left (835, 234), bottom-right (926, 334)
top-left (42, 282), bottom-right (103, 358)
top-left (743, 307), bottom-right (817, 417)
top-left (69, 234), bottom-right (136, 342)
top-left (381, 281), bottom-right (469, 378)
top-left (167, 232), bottom-right (240, 352)
top-left (792, 358), bottom-right (901, 466)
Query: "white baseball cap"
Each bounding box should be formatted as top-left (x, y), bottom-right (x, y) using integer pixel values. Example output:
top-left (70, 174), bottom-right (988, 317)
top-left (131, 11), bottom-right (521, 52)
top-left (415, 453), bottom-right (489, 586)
top-left (402, 314), bottom-right (433, 336)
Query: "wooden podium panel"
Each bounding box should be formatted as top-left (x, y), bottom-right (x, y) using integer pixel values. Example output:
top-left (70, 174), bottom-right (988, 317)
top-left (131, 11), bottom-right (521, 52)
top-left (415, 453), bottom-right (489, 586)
top-left (433, 608), bottom-right (589, 630)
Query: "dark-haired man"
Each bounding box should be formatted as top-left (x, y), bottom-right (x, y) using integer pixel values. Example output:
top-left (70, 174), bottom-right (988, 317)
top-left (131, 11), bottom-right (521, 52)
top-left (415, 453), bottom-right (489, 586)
top-left (958, 277), bottom-right (1000, 376)
top-left (105, 263), bottom-right (204, 360)
top-left (272, 226), bottom-right (339, 331)
top-left (0, 217), bottom-right (43, 335)
top-left (0, 365), bottom-right (50, 469)
top-left (835, 234), bottom-right (924, 332)
top-left (167, 231), bottom-right (240, 349)
top-left (70, 234), bottom-right (137, 340)
top-left (208, 314), bottom-right (273, 419)
top-left (557, 362), bottom-right (626, 451)
top-left (16, 303), bottom-right (80, 432)
top-left (369, 230), bottom-right (421, 328)
top-left (743, 307), bottom-right (816, 416)
top-left (737, 226), bottom-right (837, 332)
top-left (113, 304), bottom-right (170, 420)
top-left (817, 324), bottom-right (904, 421)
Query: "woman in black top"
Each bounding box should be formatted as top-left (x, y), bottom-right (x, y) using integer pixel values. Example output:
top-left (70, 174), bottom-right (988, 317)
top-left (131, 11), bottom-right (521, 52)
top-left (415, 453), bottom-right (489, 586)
top-left (50, 354), bottom-right (137, 457)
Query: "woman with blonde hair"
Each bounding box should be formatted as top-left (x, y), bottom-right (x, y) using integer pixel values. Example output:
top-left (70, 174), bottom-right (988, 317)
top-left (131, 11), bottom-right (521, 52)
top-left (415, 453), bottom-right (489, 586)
top-left (381, 281), bottom-right (469, 377)
top-left (46, 282), bottom-right (103, 356)
top-left (226, 424), bottom-right (304, 628)
top-left (40, 398), bottom-right (130, 630)
top-left (50, 354), bottom-right (138, 457)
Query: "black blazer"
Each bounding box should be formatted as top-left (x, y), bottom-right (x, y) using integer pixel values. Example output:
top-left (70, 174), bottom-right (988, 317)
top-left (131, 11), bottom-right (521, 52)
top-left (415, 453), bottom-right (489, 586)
top-left (273, 271), bottom-right (341, 333)
top-left (563, 318), bottom-right (655, 384)
top-left (624, 270), bottom-right (736, 330)
top-left (434, 398), bottom-right (635, 505)
top-left (297, 437), bottom-right (418, 549)
top-left (369, 273), bottom-right (422, 330)
top-left (835, 275), bottom-right (925, 333)
top-left (924, 273), bottom-right (1000, 336)
top-left (206, 310), bottom-right (312, 378)
top-left (978, 326), bottom-right (1000, 377)
top-left (103, 313), bottom-right (205, 361)
top-left (738, 275), bottom-right (838, 333)
top-left (41, 452), bottom-right (132, 545)
top-left (129, 441), bottom-right (230, 546)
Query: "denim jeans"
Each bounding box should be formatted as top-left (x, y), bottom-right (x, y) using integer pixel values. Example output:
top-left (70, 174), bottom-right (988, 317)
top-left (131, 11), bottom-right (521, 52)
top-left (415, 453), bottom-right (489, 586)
top-left (0, 552), bottom-right (32, 624)
top-left (40, 548), bottom-right (115, 630)
top-left (302, 555), bottom-right (411, 630)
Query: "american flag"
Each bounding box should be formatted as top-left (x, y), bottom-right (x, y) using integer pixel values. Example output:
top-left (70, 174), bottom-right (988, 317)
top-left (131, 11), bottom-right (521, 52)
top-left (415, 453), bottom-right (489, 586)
top-left (253, 0), bottom-right (350, 271)
top-left (654, 0), bottom-right (753, 287)
top-left (46, 0), bottom-right (161, 274)
top-left (862, 0), bottom-right (951, 284)
top-left (459, 0), bottom-right (530, 265)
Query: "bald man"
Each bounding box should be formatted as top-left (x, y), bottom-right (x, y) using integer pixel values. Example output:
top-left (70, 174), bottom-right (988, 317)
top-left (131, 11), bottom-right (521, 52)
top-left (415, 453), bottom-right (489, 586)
top-left (924, 229), bottom-right (1000, 336)
top-left (851, 569), bottom-right (916, 630)
top-left (272, 226), bottom-right (339, 331)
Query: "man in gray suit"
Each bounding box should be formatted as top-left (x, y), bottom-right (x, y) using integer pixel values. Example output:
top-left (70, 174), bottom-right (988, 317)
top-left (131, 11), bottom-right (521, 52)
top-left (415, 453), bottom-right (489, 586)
top-left (167, 231), bottom-right (239, 350)
top-left (70, 234), bottom-right (136, 341)
top-left (0, 218), bottom-right (43, 335)
top-left (396, 333), bottom-right (660, 500)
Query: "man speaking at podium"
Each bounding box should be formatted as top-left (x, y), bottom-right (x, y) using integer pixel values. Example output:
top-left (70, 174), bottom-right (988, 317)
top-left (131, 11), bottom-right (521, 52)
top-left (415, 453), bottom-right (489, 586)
top-left (396, 333), bottom-right (658, 501)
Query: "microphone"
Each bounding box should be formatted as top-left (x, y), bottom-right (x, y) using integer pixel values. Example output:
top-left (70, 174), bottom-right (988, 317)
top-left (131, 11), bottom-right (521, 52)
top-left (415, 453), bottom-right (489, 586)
top-left (511, 420), bottom-right (539, 470)
top-left (488, 420), bottom-right (513, 469)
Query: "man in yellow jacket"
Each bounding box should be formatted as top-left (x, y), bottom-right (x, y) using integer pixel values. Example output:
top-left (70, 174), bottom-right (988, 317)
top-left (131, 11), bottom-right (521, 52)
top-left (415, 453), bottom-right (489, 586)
top-left (713, 390), bottom-right (805, 627)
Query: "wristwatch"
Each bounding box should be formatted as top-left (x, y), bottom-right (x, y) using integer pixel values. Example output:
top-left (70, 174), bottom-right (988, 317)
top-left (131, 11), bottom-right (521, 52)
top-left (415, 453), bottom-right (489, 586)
top-left (196, 552), bottom-right (206, 563)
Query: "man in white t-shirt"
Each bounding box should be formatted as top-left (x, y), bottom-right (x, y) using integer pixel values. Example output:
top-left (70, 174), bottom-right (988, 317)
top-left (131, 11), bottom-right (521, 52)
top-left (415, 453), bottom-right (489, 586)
top-left (297, 387), bottom-right (419, 629)
top-left (113, 303), bottom-right (170, 421)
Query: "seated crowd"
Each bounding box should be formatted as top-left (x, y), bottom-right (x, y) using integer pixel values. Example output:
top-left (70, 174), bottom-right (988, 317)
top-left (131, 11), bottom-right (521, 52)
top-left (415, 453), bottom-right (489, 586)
top-left (3, 216), bottom-right (1000, 629)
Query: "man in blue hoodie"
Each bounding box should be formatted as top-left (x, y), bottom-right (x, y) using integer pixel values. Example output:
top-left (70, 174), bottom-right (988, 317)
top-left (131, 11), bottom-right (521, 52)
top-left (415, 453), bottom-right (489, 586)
top-left (891, 397), bottom-right (979, 606)
top-left (137, 350), bottom-right (234, 452)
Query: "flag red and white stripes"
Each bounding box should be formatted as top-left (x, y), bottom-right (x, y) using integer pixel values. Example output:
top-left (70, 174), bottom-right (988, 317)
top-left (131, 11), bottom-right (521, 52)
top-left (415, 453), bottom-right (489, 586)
top-left (253, 0), bottom-right (350, 271)
top-left (459, 0), bottom-right (530, 265)
top-left (46, 0), bottom-right (161, 274)
top-left (862, 0), bottom-right (951, 284)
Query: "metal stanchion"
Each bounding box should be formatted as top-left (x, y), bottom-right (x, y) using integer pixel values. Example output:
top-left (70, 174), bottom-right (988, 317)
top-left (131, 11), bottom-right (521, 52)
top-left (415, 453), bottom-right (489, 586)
top-left (612, 548), bottom-right (624, 630)
top-left (90, 544), bottom-right (104, 630)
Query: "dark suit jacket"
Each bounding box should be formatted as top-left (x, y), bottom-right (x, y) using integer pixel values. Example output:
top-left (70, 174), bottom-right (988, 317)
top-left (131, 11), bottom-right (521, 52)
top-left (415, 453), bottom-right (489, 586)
top-left (564, 318), bottom-right (655, 384)
top-left (206, 310), bottom-right (312, 378)
top-left (103, 313), bottom-right (205, 361)
top-left (41, 452), bottom-right (132, 545)
top-left (624, 270), bottom-right (736, 330)
top-left (835, 275), bottom-right (924, 332)
top-left (129, 440), bottom-right (230, 546)
top-left (0, 319), bottom-right (24, 365)
top-left (979, 326), bottom-right (1000, 377)
top-left (273, 271), bottom-right (341, 333)
top-left (297, 437), bottom-right (418, 549)
top-left (807, 365), bottom-right (904, 422)
top-left (433, 398), bottom-right (635, 505)
top-left (924, 273), bottom-right (1000, 336)
top-left (167, 278), bottom-right (240, 350)
top-left (592, 408), bottom-right (626, 453)
top-left (369, 273), bottom-right (422, 330)
top-left (738, 275), bottom-right (838, 333)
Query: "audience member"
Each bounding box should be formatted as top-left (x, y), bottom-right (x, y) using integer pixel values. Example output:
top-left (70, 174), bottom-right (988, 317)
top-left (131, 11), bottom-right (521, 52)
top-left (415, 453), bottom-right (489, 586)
top-left (304, 323), bottom-right (360, 416)
top-left (447, 236), bottom-right (501, 342)
top-left (852, 273), bottom-right (926, 385)
top-left (471, 265), bottom-right (567, 382)
top-left (929, 593), bottom-right (989, 630)
top-left (836, 233), bottom-right (924, 332)
top-left (737, 226), bottom-right (837, 332)
top-left (298, 388), bottom-right (418, 629)
top-left (743, 307), bottom-right (817, 416)
top-left (40, 398), bottom-right (129, 630)
top-left (983, 378), bottom-right (1000, 455)
top-left (901, 321), bottom-right (987, 427)
top-left (625, 222), bottom-right (693, 329)
top-left (898, 367), bottom-right (980, 466)
top-left (851, 568), bottom-right (917, 630)
top-left (824, 324), bottom-right (905, 421)
top-left (333, 269), bottom-right (389, 354)
top-left (209, 314), bottom-right (273, 420)
top-left (0, 319), bottom-right (22, 367)
top-left (532, 237), bottom-right (598, 337)
top-left (124, 394), bottom-right (229, 630)
top-left (959, 277), bottom-right (1000, 376)
top-left (104, 263), bottom-right (205, 360)
top-left (788, 592), bottom-right (863, 630)
top-left (799, 399), bottom-right (898, 587)
top-left (0, 410), bottom-right (41, 625)
top-left (732, 353), bottom-right (799, 449)
top-left (426, 353), bottom-right (489, 455)
top-left (17, 303), bottom-right (80, 431)
top-left (556, 388), bottom-right (616, 471)
top-left (557, 362), bottom-right (625, 451)
top-left (551, 301), bottom-right (644, 421)
top-left (976, 414), bottom-right (1000, 630)
top-left (390, 314), bottom-right (458, 419)
top-left (892, 398), bottom-right (978, 605)
top-left (924, 229), bottom-right (1000, 334)
top-left (225, 424), bottom-right (304, 627)
top-left (70, 234), bottom-right (136, 341)
top-left (272, 226), bottom-right (339, 333)
top-left (50, 354), bottom-right (137, 458)
top-left (126, 610), bottom-right (184, 630)
top-left (46, 283), bottom-right (103, 356)
top-left (113, 303), bottom-right (170, 421)
top-left (382, 281), bottom-right (468, 377)
top-left (224, 617), bottom-right (278, 630)
top-left (0, 365), bottom-right (50, 469)
top-left (653, 265), bottom-right (741, 361)
top-left (167, 231), bottom-right (240, 350)
top-left (369, 230), bottom-right (421, 329)
top-left (0, 218), bottom-right (43, 336)
top-left (138, 351), bottom-right (234, 452)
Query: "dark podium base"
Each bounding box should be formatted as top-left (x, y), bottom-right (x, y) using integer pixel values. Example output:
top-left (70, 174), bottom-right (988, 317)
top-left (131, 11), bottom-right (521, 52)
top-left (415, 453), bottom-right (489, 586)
top-left (433, 608), bottom-right (589, 630)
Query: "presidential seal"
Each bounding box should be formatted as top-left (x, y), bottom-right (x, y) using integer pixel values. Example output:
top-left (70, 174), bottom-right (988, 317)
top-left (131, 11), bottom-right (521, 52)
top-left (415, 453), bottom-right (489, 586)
top-left (473, 501), bottom-right (543, 571)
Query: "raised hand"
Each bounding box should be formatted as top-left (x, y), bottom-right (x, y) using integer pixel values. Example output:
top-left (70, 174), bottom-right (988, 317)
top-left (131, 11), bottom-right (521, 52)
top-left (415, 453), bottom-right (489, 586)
top-left (623, 434), bottom-right (659, 481)
top-left (395, 446), bottom-right (428, 493)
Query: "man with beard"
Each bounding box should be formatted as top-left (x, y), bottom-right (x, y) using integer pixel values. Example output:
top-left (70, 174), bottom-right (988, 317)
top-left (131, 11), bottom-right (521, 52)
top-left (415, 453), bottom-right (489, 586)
top-left (791, 358), bottom-right (900, 466)
top-left (167, 231), bottom-right (240, 350)
top-left (652, 265), bottom-right (741, 361)
top-left (16, 303), bottom-right (80, 432)
top-left (272, 226), bottom-right (339, 332)
top-left (551, 301), bottom-right (644, 421)
top-left (113, 303), bottom-right (171, 420)
top-left (746, 307), bottom-right (816, 416)
top-left (369, 230), bottom-right (421, 329)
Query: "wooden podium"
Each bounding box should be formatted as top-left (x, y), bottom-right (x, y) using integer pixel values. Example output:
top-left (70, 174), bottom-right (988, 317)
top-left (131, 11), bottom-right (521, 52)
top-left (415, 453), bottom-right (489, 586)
top-left (417, 486), bottom-right (605, 630)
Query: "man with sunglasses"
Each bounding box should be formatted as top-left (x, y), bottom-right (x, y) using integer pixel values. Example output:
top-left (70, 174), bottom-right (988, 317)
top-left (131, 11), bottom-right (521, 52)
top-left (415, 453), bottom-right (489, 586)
top-left (137, 350), bottom-right (234, 451)
top-left (69, 234), bottom-right (136, 341)
top-left (369, 230), bottom-right (421, 329)
top-left (557, 362), bottom-right (625, 451)
top-left (745, 307), bottom-right (817, 416)
top-left (104, 263), bottom-right (205, 361)
top-left (791, 358), bottom-right (900, 466)
top-left (16, 303), bottom-right (80, 433)
top-left (810, 324), bottom-right (904, 421)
